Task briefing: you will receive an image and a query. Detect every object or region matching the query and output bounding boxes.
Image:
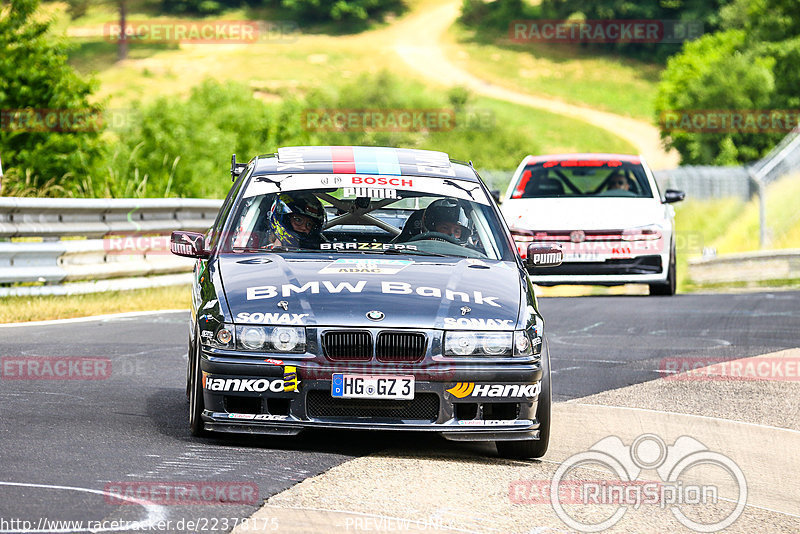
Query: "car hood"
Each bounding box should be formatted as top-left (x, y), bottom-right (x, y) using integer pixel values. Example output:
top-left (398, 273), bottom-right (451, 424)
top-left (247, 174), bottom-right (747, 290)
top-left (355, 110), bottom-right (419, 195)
top-left (503, 197), bottom-right (666, 231)
top-left (218, 254), bottom-right (524, 329)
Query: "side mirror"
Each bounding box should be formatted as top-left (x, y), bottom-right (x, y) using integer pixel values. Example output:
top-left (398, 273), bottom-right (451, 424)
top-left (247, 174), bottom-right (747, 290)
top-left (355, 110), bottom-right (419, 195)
top-left (663, 189), bottom-right (685, 203)
top-left (490, 189), bottom-right (501, 204)
top-left (170, 231), bottom-right (209, 258)
top-left (525, 244), bottom-right (562, 272)
top-left (231, 154), bottom-right (247, 182)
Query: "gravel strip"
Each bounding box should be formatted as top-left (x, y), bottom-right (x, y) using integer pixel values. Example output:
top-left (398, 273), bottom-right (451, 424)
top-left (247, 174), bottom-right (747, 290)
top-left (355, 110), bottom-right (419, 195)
top-left (575, 348), bottom-right (800, 431)
top-left (235, 348), bottom-right (800, 533)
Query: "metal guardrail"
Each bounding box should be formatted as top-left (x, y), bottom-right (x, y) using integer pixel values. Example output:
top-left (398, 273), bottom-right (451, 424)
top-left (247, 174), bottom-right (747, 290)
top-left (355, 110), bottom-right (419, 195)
top-left (653, 166), bottom-right (752, 201)
top-left (0, 198), bottom-right (222, 296)
top-left (0, 197), bottom-right (221, 238)
top-left (688, 249), bottom-right (800, 285)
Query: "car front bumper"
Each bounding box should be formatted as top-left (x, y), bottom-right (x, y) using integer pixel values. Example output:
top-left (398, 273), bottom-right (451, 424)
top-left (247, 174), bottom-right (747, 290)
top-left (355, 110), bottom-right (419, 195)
top-left (199, 351), bottom-right (544, 441)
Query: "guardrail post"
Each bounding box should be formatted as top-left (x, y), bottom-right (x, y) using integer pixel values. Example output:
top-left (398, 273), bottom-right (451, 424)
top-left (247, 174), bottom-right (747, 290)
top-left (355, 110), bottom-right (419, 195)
top-left (747, 168), bottom-right (768, 249)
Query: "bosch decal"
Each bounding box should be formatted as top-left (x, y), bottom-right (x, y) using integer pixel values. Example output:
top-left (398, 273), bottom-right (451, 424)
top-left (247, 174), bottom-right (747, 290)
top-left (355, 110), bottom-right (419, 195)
top-left (351, 176), bottom-right (413, 187)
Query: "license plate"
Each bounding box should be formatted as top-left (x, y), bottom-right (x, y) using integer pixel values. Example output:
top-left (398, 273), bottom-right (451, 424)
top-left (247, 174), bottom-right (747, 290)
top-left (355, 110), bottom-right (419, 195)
top-left (331, 374), bottom-right (414, 400)
top-left (563, 253), bottom-right (602, 262)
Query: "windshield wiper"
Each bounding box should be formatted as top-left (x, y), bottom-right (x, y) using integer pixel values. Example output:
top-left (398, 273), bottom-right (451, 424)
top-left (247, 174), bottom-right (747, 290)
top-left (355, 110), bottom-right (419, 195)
top-left (231, 246), bottom-right (324, 253)
top-left (382, 248), bottom-right (448, 257)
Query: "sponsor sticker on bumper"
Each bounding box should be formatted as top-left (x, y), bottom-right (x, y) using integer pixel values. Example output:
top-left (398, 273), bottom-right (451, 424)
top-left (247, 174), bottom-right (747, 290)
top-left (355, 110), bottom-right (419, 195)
top-left (446, 382), bottom-right (541, 399)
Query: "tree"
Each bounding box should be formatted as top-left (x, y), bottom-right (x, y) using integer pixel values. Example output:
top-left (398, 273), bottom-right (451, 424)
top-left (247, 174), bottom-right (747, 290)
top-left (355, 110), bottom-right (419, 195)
top-left (0, 0), bottom-right (105, 196)
top-left (655, 0), bottom-right (800, 164)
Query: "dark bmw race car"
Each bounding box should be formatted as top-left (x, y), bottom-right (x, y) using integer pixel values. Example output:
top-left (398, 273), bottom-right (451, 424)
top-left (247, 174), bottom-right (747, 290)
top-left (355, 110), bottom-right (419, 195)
top-left (170, 146), bottom-right (561, 459)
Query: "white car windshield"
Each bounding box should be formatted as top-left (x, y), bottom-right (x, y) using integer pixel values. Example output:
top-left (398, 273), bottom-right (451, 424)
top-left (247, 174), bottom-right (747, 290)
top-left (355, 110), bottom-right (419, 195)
top-left (222, 173), bottom-right (515, 260)
top-left (510, 161), bottom-right (653, 198)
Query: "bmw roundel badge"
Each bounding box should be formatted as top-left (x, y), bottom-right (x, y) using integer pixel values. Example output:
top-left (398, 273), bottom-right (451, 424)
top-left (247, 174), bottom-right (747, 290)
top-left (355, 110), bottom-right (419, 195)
top-left (366, 310), bottom-right (385, 321)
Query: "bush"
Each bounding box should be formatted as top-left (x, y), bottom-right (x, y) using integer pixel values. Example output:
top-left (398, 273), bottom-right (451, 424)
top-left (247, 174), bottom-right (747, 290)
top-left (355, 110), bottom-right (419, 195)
top-left (656, 0), bottom-right (800, 165)
top-left (93, 72), bottom-right (536, 198)
top-left (655, 30), bottom-right (782, 165)
top-left (276, 0), bottom-right (404, 24)
top-left (0, 0), bottom-right (105, 197)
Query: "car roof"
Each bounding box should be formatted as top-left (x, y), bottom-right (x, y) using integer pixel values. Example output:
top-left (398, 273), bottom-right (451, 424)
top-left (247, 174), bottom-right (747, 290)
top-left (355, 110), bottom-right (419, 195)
top-left (251, 146), bottom-right (480, 182)
top-left (522, 153), bottom-right (642, 165)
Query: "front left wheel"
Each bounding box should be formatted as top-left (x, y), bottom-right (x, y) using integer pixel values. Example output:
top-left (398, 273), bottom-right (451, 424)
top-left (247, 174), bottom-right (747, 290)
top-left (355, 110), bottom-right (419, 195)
top-left (496, 336), bottom-right (551, 459)
top-left (649, 242), bottom-right (676, 296)
top-left (188, 331), bottom-right (208, 437)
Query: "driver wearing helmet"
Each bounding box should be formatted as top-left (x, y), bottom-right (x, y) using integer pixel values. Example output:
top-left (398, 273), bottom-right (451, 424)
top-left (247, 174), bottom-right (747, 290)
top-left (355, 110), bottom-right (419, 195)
top-left (422, 198), bottom-right (471, 243)
top-left (267, 192), bottom-right (326, 248)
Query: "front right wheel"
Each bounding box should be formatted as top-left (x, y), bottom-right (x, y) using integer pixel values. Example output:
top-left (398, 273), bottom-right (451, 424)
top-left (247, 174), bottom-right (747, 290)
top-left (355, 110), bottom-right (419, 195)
top-left (496, 336), bottom-right (551, 459)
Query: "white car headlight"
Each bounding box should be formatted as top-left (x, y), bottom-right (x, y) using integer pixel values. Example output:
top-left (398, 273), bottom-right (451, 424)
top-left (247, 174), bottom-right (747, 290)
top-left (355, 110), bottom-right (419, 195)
top-left (271, 327), bottom-right (302, 352)
top-left (234, 325), bottom-right (306, 353)
top-left (621, 224), bottom-right (663, 241)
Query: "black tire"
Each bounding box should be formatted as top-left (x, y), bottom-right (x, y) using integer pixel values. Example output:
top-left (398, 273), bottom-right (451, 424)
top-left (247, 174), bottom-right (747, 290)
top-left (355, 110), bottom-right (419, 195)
top-left (649, 242), bottom-right (676, 296)
top-left (188, 331), bottom-right (208, 437)
top-left (185, 335), bottom-right (193, 399)
top-left (496, 336), bottom-right (551, 460)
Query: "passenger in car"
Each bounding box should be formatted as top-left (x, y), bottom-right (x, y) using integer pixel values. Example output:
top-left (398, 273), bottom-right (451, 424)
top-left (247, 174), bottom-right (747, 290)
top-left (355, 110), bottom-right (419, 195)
top-left (606, 170), bottom-right (631, 191)
top-left (422, 198), bottom-right (472, 243)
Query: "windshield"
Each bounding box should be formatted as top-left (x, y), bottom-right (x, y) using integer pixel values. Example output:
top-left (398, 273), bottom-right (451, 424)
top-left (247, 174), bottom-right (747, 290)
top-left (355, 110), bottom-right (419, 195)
top-left (510, 160), bottom-right (653, 199)
top-left (221, 173), bottom-right (515, 260)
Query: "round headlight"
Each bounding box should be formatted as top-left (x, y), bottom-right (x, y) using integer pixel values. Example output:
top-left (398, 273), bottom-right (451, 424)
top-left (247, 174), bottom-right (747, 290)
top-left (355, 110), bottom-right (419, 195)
top-left (514, 331), bottom-right (530, 354)
top-left (271, 327), bottom-right (299, 352)
top-left (481, 333), bottom-right (510, 355)
top-left (241, 327), bottom-right (266, 350)
top-left (449, 332), bottom-right (477, 356)
top-left (217, 328), bottom-right (233, 345)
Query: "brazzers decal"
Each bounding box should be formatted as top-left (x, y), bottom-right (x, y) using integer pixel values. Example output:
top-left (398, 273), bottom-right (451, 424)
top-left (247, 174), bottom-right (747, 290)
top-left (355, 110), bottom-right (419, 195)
top-left (246, 281), bottom-right (502, 307)
top-left (446, 382), bottom-right (541, 399)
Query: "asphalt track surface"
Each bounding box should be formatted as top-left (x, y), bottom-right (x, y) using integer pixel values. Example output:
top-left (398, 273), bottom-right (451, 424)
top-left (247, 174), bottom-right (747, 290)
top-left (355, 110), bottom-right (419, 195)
top-left (1, 291), bottom-right (798, 532)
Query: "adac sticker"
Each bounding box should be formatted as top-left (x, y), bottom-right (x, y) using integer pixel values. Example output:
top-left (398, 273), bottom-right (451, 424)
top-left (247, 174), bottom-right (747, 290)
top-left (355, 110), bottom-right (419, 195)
top-left (318, 258), bottom-right (413, 275)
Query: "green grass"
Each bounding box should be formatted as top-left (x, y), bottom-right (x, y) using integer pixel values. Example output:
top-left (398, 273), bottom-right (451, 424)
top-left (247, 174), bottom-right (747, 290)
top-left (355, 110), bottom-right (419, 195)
top-left (672, 175), bottom-right (800, 290)
top-left (445, 24), bottom-right (662, 121)
top-left (0, 285), bottom-right (191, 323)
top-left (711, 177), bottom-right (800, 254)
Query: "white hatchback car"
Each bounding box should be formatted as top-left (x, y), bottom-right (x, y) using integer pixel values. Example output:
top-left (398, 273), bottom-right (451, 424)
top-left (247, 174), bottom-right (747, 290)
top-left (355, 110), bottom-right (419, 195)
top-left (501, 153), bottom-right (684, 295)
